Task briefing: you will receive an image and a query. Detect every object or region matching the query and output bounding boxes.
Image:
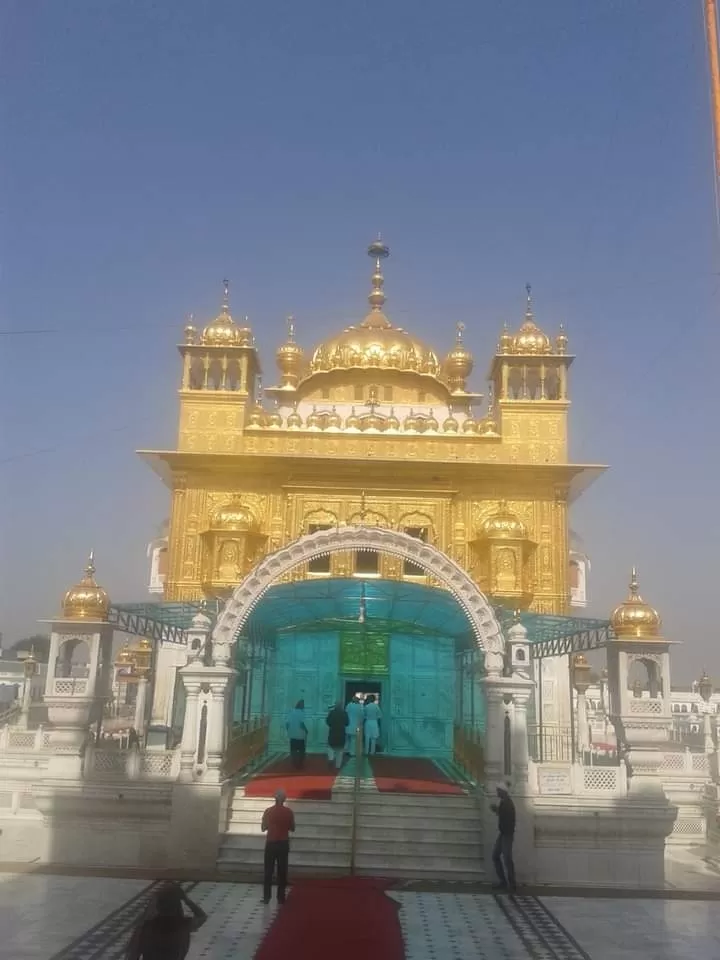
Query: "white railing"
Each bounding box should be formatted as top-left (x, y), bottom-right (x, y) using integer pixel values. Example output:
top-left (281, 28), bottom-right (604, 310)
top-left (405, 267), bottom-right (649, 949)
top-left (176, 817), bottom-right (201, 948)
top-left (659, 748), bottom-right (711, 776)
top-left (530, 760), bottom-right (627, 797)
top-left (0, 725), bottom-right (48, 752)
top-left (85, 746), bottom-right (180, 781)
top-left (628, 698), bottom-right (663, 714)
top-left (52, 678), bottom-right (88, 696)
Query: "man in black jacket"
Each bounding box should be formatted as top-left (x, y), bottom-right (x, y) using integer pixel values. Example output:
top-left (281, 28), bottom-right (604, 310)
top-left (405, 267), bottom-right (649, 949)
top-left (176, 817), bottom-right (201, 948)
top-left (490, 782), bottom-right (516, 892)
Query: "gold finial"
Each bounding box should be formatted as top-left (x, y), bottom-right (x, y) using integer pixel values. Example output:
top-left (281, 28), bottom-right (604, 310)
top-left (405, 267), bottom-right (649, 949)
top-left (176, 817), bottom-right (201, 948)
top-left (287, 315), bottom-right (296, 342)
top-left (456, 321), bottom-right (465, 344)
top-left (629, 566), bottom-right (639, 596)
top-left (221, 279), bottom-right (230, 315)
top-left (86, 550), bottom-right (95, 578)
top-left (366, 237), bottom-right (390, 317)
top-left (525, 283), bottom-right (533, 317)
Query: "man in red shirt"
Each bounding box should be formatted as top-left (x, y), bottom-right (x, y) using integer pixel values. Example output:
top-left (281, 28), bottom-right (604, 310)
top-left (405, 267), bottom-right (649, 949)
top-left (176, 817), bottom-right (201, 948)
top-left (261, 788), bottom-right (296, 904)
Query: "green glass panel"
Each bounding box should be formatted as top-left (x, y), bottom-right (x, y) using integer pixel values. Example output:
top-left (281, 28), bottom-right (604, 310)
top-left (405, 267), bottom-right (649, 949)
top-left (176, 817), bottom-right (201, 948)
top-left (340, 629), bottom-right (389, 676)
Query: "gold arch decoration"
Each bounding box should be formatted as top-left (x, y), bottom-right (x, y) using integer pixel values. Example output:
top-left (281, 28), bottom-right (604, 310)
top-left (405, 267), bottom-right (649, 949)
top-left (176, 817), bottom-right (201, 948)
top-left (211, 525), bottom-right (506, 674)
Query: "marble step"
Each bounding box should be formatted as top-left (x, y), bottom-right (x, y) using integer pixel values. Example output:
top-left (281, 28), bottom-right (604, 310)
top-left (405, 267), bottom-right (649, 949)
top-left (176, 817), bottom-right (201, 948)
top-left (225, 820), bottom-right (351, 839)
top-left (229, 795), bottom-right (352, 813)
top-left (221, 834), bottom-right (351, 855)
top-left (356, 823), bottom-right (483, 844)
top-left (354, 852), bottom-right (485, 876)
top-left (218, 845), bottom-right (350, 871)
top-left (354, 862), bottom-right (485, 881)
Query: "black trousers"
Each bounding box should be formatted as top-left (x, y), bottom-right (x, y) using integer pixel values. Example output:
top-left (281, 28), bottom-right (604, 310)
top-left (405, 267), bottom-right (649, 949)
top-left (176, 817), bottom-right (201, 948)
top-left (492, 832), bottom-right (516, 889)
top-left (264, 840), bottom-right (290, 902)
top-left (289, 738), bottom-right (306, 769)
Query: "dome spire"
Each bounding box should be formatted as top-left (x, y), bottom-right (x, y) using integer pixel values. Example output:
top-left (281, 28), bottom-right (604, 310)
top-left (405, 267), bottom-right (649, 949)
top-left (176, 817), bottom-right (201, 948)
top-left (525, 282), bottom-right (533, 319)
top-left (221, 278), bottom-right (230, 316)
top-left (609, 566), bottom-right (662, 639)
top-left (363, 236), bottom-right (391, 329)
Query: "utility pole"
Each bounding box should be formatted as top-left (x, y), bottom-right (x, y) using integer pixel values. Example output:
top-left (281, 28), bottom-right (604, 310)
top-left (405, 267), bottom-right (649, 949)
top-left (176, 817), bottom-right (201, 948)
top-left (704, 1), bottom-right (720, 183)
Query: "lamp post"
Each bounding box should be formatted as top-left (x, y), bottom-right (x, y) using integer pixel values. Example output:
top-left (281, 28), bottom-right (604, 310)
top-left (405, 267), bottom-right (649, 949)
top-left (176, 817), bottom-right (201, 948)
top-left (132, 638), bottom-right (153, 743)
top-left (572, 654), bottom-right (592, 759)
top-left (18, 650), bottom-right (38, 730)
top-left (698, 670), bottom-right (714, 754)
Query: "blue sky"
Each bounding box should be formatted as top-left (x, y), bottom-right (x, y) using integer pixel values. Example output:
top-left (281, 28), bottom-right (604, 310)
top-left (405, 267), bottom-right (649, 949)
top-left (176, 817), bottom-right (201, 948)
top-left (1, 1), bottom-right (718, 682)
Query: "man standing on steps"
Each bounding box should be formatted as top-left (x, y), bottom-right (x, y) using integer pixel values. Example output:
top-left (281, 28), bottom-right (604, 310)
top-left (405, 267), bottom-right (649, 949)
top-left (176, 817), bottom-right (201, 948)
top-left (261, 788), bottom-right (295, 905)
top-left (490, 782), bottom-right (516, 893)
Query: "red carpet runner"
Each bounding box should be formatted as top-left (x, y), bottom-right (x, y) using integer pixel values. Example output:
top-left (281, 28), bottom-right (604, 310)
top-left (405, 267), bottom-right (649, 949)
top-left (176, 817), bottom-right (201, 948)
top-left (244, 754), bottom-right (337, 800)
top-left (254, 878), bottom-right (405, 960)
top-left (370, 756), bottom-right (465, 795)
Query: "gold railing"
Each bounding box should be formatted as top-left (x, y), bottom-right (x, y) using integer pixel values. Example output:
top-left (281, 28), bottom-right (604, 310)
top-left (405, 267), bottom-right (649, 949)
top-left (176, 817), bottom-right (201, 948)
top-left (349, 724), bottom-right (363, 875)
top-left (224, 716), bottom-right (269, 779)
top-left (453, 723), bottom-right (485, 783)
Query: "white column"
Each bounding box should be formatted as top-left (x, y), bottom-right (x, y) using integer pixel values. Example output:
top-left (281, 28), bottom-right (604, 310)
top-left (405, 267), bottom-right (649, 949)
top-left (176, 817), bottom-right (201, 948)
top-left (576, 690), bottom-right (590, 755)
top-left (704, 710), bottom-right (714, 755)
top-left (18, 676), bottom-right (33, 730)
top-left (179, 680), bottom-right (201, 781)
top-left (483, 684), bottom-right (507, 786)
top-left (204, 671), bottom-right (235, 782)
top-left (134, 677), bottom-right (149, 737)
top-left (511, 687), bottom-right (532, 789)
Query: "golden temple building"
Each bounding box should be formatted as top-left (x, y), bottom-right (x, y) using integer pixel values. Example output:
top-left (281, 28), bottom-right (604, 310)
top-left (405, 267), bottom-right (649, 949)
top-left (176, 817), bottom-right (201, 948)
top-left (139, 240), bottom-right (605, 616)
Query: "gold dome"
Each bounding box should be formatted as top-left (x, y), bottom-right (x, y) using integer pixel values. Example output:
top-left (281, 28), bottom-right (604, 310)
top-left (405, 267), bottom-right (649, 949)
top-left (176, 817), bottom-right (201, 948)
top-left (62, 553), bottom-right (110, 621)
top-left (555, 324), bottom-right (568, 356)
top-left (462, 414), bottom-right (477, 434)
top-left (345, 406), bottom-right (361, 430)
top-left (478, 413), bottom-right (499, 436)
top-left (443, 411), bottom-right (459, 433)
top-left (445, 323), bottom-right (474, 390)
top-left (248, 402), bottom-right (266, 428)
top-left (327, 406), bottom-right (342, 429)
top-left (425, 410), bottom-right (439, 432)
top-left (479, 502), bottom-right (528, 540)
top-left (267, 404), bottom-right (283, 428)
top-left (308, 242), bottom-right (441, 378)
top-left (306, 406), bottom-right (322, 430)
top-left (404, 410), bottom-right (420, 432)
top-left (213, 499), bottom-right (258, 531)
top-left (183, 316), bottom-right (197, 344)
top-left (201, 281), bottom-right (245, 347)
top-left (610, 568), bottom-right (662, 639)
top-left (386, 408), bottom-right (400, 430)
top-left (498, 324), bottom-right (513, 355)
top-left (276, 316), bottom-right (304, 387)
top-left (511, 286), bottom-right (551, 356)
top-left (287, 406), bottom-right (302, 429)
top-left (115, 642), bottom-right (133, 666)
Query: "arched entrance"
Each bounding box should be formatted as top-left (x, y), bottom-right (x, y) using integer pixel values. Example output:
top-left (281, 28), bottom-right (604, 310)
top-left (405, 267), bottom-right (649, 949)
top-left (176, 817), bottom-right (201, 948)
top-left (214, 526), bottom-right (504, 767)
top-left (213, 525), bottom-right (505, 668)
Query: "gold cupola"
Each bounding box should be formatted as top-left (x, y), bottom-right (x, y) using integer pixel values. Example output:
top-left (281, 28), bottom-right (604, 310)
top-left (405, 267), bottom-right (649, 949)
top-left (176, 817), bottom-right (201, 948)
top-left (511, 285), bottom-right (551, 355)
top-left (498, 323), bottom-right (513, 355)
top-left (183, 315), bottom-right (197, 345)
top-left (62, 552), bottom-right (110, 621)
top-left (555, 324), bottom-right (568, 356)
top-left (201, 280), bottom-right (243, 347)
top-left (307, 241), bottom-right (441, 378)
top-left (276, 316), bottom-right (304, 388)
top-left (471, 502), bottom-right (535, 608)
top-left (610, 568), bottom-right (662, 639)
top-left (445, 323), bottom-right (474, 392)
top-left (201, 499), bottom-right (267, 595)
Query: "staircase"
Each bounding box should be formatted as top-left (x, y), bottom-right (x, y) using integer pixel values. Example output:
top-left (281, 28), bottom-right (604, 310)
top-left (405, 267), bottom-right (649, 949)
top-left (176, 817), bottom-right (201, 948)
top-left (218, 763), bottom-right (485, 881)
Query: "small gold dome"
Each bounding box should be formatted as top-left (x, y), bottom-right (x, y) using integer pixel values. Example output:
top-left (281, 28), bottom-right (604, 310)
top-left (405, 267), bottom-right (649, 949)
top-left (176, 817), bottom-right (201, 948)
top-left (480, 502), bottom-right (528, 540)
top-left (478, 413), bottom-right (499, 436)
top-left (425, 410), bottom-right (439, 432)
top-left (183, 317), bottom-right (197, 345)
top-left (306, 406), bottom-right (322, 429)
top-left (236, 319), bottom-right (253, 347)
top-left (498, 324), bottom-right (513, 355)
top-left (327, 406), bottom-right (342, 429)
top-left (248, 402), bottom-right (266, 428)
top-left (443, 412), bottom-right (459, 433)
top-left (213, 499), bottom-right (258, 531)
top-left (404, 410), bottom-right (419, 432)
top-left (287, 407), bottom-right (302, 429)
top-left (62, 553), bottom-right (110, 621)
top-left (201, 281), bottom-right (243, 347)
top-left (610, 569), bottom-right (662, 639)
top-left (462, 414), bottom-right (477, 433)
top-left (555, 325), bottom-right (568, 355)
top-left (386, 408), bottom-right (400, 430)
top-left (511, 286), bottom-right (551, 355)
top-left (267, 405), bottom-right (283, 428)
top-left (115, 642), bottom-right (133, 666)
top-left (276, 316), bottom-right (304, 387)
top-left (445, 323), bottom-right (474, 390)
top-left (360, 411), bottom-right (385, 432)
top-left (345, 406), bottom-right (361, 430)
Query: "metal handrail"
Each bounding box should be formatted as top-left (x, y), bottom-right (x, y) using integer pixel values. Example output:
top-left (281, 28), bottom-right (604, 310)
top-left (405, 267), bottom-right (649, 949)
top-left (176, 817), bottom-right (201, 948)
top-left (349, 724), bottom-right (363, 875)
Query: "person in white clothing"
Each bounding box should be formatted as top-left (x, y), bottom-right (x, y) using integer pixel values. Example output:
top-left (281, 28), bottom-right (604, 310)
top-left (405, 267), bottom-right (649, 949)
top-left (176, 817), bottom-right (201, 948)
top-left (363, 694), bottom-right (381, 755)
top-left (345, 696), bottom-right (365, 756)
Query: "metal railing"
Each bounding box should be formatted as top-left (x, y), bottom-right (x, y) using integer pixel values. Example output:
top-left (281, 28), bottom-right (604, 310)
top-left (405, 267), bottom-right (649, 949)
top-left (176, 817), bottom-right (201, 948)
top-left (528, 724), bottom-right (573, 762)
top-left (349, 725), bottom-right (363, 875)
top-left (223, 716), bottom-right (269, 779)
top-left (453, 723), bottom-right (484, 782)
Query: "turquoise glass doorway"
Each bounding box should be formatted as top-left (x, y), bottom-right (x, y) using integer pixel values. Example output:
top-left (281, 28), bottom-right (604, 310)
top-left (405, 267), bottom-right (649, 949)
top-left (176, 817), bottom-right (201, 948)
top-left (239, 577), bottom-right (486, 761)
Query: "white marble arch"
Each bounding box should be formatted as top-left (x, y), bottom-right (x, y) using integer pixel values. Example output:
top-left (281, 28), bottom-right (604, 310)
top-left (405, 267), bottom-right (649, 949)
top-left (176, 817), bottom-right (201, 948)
top-left (211, 524), bottom-right (505, 674)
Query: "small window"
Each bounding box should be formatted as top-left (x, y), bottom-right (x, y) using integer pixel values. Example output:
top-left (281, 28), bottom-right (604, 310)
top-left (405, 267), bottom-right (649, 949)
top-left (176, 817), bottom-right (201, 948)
top-left (354, 385), bottom-right (364, 402)
top-left (355, 550), bottom-right (379, 575)
top-left (383, 386), bottom-right (393, 402)
top-left (403, 526), bottom-right (428, 576)
top-left (308, 524), bottom-right (332, 573)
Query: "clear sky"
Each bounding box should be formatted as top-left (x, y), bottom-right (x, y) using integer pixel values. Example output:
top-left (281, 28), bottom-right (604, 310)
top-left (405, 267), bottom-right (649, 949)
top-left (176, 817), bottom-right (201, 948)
top-left (1, 1), bottom-right (718, 682)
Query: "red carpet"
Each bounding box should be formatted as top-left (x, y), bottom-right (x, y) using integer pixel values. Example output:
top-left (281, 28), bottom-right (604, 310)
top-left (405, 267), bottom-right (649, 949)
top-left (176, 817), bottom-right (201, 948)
top-left (254, 878), bottom-right (404, 960)
top-left (244, 754), bottom-right (337, 800)
top-left (370, 756), bottom-right (465, 795)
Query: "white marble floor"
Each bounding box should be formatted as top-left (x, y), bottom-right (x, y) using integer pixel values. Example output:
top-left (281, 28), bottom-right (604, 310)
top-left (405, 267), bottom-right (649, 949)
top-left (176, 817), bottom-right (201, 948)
top-left (1, 874), bottom-right (719, 960)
